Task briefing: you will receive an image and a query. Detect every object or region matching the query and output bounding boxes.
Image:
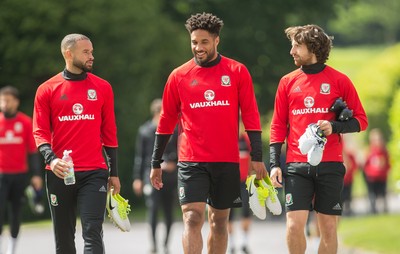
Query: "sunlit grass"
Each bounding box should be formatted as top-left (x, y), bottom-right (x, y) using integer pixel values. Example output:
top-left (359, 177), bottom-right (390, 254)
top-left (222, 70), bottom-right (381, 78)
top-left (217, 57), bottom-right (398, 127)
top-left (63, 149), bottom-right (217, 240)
top-left (339, 214), bottom-right (400, 254)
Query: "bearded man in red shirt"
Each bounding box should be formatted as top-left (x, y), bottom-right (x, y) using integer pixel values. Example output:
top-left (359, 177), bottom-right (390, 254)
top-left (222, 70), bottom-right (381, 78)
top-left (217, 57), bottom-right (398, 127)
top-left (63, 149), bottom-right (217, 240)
top-left (269, 25), bottom-right (368, 254)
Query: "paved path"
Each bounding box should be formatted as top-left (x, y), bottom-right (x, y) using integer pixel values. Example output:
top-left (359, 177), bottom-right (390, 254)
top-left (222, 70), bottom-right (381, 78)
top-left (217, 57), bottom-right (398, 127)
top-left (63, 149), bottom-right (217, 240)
top-left (4, 194), bottom-right (400, 254)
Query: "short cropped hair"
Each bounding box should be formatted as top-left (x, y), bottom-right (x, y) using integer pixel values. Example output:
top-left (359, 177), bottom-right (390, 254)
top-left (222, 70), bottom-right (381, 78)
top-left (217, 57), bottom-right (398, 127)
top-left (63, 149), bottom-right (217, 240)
top-left (0, 85), bottom-right (20, 100)
top-left (285, 24), bottom-right (333, 64)
top-left (185, 12), bottom-right (224, 36)
top-left (61, 34), bottom-right (90, 56)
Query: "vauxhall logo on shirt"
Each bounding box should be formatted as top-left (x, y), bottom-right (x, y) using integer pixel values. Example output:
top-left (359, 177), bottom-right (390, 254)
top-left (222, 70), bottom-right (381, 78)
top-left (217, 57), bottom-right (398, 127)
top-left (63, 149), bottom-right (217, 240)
top-left (291, 96), bottom-right (329, 115)
top-left (189, 90), bottom-right (230, 109)
top-left (58, 103), bottom-right (95, 122)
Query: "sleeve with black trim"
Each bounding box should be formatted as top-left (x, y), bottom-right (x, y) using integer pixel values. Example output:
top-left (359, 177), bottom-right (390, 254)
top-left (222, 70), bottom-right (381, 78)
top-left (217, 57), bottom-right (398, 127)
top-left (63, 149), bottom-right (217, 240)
top-left (151, 134), bottom-right (172, 168)
top-left (247, 131), bottom-right (263, 162)
top-left (38, 144), bottom-right (58, 165)
top-left (103, 146), bottom-right (118, 177)
top-left (330, 118), bottom-right (360, 134)
top-left (269, 142), bottom-right (283, 169)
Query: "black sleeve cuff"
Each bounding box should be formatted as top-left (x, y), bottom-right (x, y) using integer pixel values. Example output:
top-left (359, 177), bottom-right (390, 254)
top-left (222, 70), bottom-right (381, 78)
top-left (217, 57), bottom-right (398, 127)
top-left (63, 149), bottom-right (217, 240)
top-left (330, 118), bottom-right (360, 134)
top-left (269, 142), bottom-right (283, 169)
top-left (103, 147), bottom-right (118, 177)
top-left (151, 134), bottom-right (172, 168)
top-left (38, 144), bottom-right (58, 165)
top-left (247, 131), bottom-right (263, 162)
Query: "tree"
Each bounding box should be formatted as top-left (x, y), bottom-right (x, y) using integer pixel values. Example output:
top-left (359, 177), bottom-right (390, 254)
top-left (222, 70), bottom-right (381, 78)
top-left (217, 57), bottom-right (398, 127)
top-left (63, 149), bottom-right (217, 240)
top-left (329, 0), bottom-right (400, 45)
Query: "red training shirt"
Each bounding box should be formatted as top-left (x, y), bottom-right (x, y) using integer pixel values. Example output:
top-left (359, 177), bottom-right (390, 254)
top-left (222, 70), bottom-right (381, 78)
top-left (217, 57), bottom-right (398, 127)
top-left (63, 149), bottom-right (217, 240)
top-left (270, 66), bottom-right (368, 163)
top-left (0, 112), bottom-right (37, 174)
top-left (157, 55), bottom-right (261, 163)
top-left (33, 72), bottom-right (118, 171)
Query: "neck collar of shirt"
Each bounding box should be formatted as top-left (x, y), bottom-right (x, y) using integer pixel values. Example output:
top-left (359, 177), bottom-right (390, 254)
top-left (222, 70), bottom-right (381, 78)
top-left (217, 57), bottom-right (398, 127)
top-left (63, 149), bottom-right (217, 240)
top-left (194, 54), bottom-right (221, 67)
top-left (2, 112), bottom-right (17, 119)
top-left (301, 63), bottom-right (326, 74)
top-left (62, 68), bottom-right (88, 81)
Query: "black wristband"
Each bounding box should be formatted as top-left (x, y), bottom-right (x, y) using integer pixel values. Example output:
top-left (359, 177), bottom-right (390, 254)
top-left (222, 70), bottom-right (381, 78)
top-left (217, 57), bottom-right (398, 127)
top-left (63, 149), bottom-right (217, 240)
top-left (269, 142), bottom-right (283, 169)
top-left (38, 144), bottom-right (58, 165)
top-left (151, 134), bottom-right (171, 168)
top-left (103, 147), bottom-right (118, 177)
top-left (330, 118), bottom-right (360, 134)
top-left (247, 131), bottom-right (263, 162)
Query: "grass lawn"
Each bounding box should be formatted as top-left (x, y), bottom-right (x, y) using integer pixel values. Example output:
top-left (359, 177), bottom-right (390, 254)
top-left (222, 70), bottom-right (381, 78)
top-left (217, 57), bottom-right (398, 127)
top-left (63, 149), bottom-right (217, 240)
top-left (339, 214), bottom-right (400, 254)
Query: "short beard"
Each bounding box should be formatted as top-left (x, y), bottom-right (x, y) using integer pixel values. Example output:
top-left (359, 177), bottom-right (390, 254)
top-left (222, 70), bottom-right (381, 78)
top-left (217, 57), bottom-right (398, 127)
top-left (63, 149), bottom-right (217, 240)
top-left (73, 59), bottom-right (92, 73)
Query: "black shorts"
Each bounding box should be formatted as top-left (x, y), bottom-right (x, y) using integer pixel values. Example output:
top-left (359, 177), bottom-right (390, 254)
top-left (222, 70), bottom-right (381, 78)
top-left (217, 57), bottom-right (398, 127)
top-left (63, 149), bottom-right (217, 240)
top-left (229, 181), bottom-right (251, 221)
top-left (283, 162), bottom-right (345, 215)
top-left (177, 162), bottom-right (241, 209)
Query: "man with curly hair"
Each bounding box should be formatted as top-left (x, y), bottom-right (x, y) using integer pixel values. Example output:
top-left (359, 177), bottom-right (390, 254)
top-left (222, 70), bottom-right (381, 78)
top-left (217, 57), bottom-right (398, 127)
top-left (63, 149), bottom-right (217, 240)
top-left (269, 24), bottom-right (368, 254)
top-left (150, 13), bottom-right (267, 253)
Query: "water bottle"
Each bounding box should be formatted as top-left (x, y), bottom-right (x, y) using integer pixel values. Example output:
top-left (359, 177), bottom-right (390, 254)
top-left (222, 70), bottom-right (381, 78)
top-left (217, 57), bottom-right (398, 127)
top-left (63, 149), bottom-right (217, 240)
top-left (63, 150), bottom-right (75, 185)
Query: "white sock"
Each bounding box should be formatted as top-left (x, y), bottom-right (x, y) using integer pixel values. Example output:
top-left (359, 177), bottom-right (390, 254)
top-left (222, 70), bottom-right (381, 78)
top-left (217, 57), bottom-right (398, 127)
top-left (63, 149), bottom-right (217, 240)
top-left (228, 233), bottom-right (235, 250)
top-left (6, 237), bottom-right (17, 254)
top-left (241, 232), bottom-right (249, 247)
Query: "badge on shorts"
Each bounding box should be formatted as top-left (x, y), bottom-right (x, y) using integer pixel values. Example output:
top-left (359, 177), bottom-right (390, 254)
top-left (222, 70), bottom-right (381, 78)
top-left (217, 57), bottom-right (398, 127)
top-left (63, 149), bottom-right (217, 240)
top-left (285, 193), bottom-right (293, 206)
top-left (179, 187), bottom-right (185, 199)
top-left (50, 194), bottom-right (58, 206)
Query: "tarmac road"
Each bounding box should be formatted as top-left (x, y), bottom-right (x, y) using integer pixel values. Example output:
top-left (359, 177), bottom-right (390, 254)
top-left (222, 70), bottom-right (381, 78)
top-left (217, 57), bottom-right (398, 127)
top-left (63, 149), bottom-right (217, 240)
top-left (4, 194), bottom-right (399, 254)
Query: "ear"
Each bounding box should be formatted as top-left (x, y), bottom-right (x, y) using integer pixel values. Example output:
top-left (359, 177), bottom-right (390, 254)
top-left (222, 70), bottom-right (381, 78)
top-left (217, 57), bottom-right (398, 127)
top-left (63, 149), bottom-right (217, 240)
top-left (64, 49), bottom-right (73, 60)
top-left (215, 36), bottom-right (220, 46)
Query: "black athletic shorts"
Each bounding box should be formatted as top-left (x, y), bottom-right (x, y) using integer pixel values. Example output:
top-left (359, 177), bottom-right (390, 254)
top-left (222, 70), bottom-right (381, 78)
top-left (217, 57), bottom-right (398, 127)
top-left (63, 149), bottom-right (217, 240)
top-left (177, 162), bottom-right (241, 209)
top-left (283, 162), bottom-right (345, 215)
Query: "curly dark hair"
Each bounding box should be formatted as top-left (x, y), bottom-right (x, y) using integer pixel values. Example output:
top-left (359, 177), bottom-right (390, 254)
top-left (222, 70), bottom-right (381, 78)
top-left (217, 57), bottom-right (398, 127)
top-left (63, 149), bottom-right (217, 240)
top-left (185, 12), bottom-right (224, 36)
top-left (285, 24), bottom-right (333, 64)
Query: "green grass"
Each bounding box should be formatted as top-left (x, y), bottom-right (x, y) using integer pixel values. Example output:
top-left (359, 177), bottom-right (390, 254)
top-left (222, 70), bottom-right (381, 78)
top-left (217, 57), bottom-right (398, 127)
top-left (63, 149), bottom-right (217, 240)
top-left (339, 214), bottom-right (400, 254)
top-left (328, 45), bottom-right (386, 80)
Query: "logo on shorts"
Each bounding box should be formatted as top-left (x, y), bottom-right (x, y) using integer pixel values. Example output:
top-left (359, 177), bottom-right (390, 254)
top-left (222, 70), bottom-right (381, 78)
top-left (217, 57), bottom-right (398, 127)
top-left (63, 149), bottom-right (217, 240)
top-left (50, 194), bottom-right (58, 206)
top-left (285, 193), bottom-right (293, 206)
top-left (332, 203), bottom-right (342, 210)
top-left (233, 197), bottom-right (242, 204)
top-left (179, 187), bottom-right (185, 199)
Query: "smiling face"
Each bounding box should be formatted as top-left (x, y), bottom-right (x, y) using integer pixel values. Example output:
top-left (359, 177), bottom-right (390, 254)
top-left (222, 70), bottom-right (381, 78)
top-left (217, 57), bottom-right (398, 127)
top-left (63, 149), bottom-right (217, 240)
top-left (190, 29), bottom-right (219, 66)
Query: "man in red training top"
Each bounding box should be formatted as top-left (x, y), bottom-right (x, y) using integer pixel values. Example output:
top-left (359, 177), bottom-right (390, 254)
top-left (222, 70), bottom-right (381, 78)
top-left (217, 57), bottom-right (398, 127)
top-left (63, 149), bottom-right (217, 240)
top-left (269, 25), bottom-right (368, 254)
top-left (0, 86), bottom-right (42, 254)
top-left (150, 13), bottom-right (267, 254)
top-left (33, 34), bottom-right (120, 254)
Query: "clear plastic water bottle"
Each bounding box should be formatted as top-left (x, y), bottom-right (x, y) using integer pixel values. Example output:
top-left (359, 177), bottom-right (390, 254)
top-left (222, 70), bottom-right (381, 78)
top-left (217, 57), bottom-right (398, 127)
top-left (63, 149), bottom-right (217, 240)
top-left (63, 150), bottom-right (75, 185)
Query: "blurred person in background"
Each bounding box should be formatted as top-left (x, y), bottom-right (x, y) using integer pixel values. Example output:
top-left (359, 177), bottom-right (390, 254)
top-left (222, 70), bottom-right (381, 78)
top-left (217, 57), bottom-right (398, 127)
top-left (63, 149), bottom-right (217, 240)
top-left (132, 98), bottom-right (178, 254)
top-left (228, 122), bottom-right (252, 254)
top-left (342, 135), bottom-right (358, 216)
top-left (363, 128), bottom-right (390, 214)
top-left (0, 86), bottom-right (42, 254)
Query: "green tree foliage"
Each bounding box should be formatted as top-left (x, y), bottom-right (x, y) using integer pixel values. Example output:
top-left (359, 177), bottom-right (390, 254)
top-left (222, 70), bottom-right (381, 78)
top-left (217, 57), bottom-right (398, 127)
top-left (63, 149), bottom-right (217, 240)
top-left (329, 0), bottom-right (400, 45)
top-left (1, 0), bottom-right (344, 201)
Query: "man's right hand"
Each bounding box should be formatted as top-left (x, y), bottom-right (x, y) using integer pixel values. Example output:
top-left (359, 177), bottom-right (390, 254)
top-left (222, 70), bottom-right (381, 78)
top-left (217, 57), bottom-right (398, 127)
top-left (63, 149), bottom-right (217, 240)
top-left (50, 158), bottom-right (70, 179)
top-left (150, 168), bottom-right (163, 190)
top-left (270, 167), bottom-right (283, 188)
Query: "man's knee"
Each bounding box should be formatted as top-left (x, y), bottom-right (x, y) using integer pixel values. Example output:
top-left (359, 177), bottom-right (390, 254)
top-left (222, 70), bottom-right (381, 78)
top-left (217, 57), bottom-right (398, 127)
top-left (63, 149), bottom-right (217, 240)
top-left (183, 209), bottom-right (204, 228)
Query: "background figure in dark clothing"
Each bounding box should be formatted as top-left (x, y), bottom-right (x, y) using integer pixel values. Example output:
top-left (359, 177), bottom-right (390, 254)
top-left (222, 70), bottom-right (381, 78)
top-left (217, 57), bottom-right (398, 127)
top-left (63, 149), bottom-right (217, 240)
top-left (132, 99), bottom-right (178, 254)
top-left (0, 86), bottom-right (42, 254)
top-left (363, 128), bottom-right (390, 214)
top-left (228, 124), bottom-right (252, 254)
